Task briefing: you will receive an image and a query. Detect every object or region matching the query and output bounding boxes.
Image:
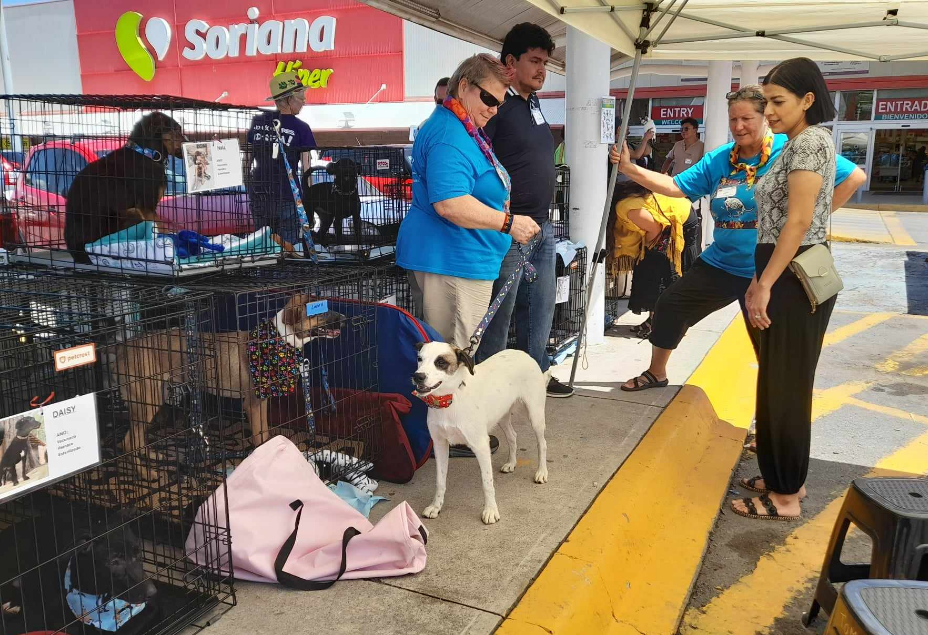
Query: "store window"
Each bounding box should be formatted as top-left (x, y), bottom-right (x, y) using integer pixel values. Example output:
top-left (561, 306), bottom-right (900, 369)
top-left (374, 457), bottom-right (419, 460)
top-left (837, 90), bottom-right (874, 121)
top-left (616, 99), bottom-right (650, 127)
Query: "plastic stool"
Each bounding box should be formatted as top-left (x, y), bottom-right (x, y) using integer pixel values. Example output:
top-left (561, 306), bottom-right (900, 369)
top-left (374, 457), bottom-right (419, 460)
top-left (824, 579), bottom-right (928, 634)
top-left (804, 477), bottom-right (928, 627)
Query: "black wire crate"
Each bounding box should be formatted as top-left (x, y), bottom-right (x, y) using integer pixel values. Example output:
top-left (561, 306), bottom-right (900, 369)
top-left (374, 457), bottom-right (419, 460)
top-left (150, 263), bottom-right (388, 490)
top-left (547, 246), bottom-right (587, 359)
top-left (307, 146), bottom-right (410, 261)
top-left (550, 165), bottom-right (570, 240)
top-left (0, 272), bottom-right (234, 635)
top-left (0, 94), bottom-right (332, 277)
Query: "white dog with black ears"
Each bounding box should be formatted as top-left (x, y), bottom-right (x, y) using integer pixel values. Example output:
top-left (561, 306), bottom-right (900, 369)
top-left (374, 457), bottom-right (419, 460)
top-left (412, 342), bottom-right (549, 525)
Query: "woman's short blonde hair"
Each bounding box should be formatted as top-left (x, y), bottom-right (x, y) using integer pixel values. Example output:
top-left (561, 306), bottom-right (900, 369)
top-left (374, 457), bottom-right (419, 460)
top-left (448, 54), bottom-right (514, 99)
top-left (726, 84), bottom-right (767, 115)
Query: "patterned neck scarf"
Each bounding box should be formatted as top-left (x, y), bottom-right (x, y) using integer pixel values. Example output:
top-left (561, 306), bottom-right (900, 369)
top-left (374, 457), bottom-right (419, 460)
top-left (728, 129), bottom-right (774, 188)
top-left (442, 95), bottom-right (511, 210)
top-left (247, 320), bottom-right (300, 400)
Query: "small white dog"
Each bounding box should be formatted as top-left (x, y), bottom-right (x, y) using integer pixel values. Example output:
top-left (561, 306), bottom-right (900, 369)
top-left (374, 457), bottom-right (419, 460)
top-left (412, 342), bottom-right (549, 525)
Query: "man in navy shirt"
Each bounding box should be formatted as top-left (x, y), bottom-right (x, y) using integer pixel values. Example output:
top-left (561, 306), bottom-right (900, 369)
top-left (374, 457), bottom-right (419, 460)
top-left (248, 71), bottom-right (317, 248)
top-left (475, 23), bottom-right (573, 397)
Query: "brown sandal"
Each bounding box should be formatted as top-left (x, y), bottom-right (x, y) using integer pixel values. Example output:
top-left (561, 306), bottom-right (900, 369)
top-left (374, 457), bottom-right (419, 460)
top-left (740, 475), bottom-right (769, 494)
top-left (730, 494), bottom-right (800, 522)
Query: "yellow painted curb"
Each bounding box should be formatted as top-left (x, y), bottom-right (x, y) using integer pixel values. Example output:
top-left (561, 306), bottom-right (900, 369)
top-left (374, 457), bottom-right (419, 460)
top-left (496, 318), bottom-right (757, 635)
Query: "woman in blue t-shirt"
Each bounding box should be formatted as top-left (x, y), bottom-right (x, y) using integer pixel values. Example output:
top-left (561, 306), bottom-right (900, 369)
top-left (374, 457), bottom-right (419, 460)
top-left (608, 85), bottom-right (866, 393)
top-left (396, 54), bottom-right (540, 349)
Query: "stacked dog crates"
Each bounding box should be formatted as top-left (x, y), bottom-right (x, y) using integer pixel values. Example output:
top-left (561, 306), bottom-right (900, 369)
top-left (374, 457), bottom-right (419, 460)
top-left (0, 94), bottom-right (400, 634)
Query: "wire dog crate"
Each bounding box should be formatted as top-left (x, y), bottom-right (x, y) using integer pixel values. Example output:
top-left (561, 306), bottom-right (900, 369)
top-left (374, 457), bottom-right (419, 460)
top-left (0, 95), bottom-right (410, 276)
top-left (550, 165), bottom-right (570, 240)
top-left (547, 246), bottom-right (587, 359)
top-left (308, 146), bottom-right (410, 261)
top-left (0, 271), bottom-right (233, 635)
top-left (146, 263), bottom-right (388, 490)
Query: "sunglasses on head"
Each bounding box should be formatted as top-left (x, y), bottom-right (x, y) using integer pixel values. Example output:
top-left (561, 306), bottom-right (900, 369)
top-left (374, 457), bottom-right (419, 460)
top-left (472, 82), bottom-right (501, 108)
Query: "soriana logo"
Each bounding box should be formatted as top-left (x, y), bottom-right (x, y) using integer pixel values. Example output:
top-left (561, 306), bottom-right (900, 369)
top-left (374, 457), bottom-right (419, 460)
top-left (115, 7), bottom-right (337, 81)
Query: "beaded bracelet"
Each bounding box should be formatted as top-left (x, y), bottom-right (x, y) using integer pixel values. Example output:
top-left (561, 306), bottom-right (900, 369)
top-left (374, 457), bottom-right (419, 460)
top-left (501, 212), bottom-right (511, 233)
top-left (504, 213), bottom-right (515, 234)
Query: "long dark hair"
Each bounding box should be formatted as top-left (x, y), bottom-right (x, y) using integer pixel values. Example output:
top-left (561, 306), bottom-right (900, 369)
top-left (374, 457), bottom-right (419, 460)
top-left (762, 57), bottom-right (836, 125)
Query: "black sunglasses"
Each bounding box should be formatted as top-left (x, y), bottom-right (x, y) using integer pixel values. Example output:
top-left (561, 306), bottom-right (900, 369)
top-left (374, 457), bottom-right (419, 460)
top-left (472, 82), bottom-right (502, 108)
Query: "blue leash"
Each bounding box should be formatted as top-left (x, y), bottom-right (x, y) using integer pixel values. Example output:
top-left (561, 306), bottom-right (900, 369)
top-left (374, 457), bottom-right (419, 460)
top-left (272, 119), bottom-right (318, 263)
top-left (464, 237), bottom-right (538, 355)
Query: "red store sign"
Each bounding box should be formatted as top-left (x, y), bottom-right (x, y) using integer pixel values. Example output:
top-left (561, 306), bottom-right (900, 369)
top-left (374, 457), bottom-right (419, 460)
top-left (875, 98), bottom-right (928, 120)
top-left (650, 105), bottom-right (704, 125)
top-left (73, 0), bottom-right (404, 106)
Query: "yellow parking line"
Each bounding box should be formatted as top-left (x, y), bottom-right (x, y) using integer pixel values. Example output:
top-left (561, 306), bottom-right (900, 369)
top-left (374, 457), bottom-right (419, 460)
top-left (876, 332), bottom-right (928, 374)
top-left (822, 313), bottom-right (894, 348)
top-left (845, 397), bottom-right (928, 426)
top-left (811, 381), bottom-right (870, 421)
top-left (881, 211), bottom-right (918, 246)
top-left (680, 418), bottom-right (928, 635)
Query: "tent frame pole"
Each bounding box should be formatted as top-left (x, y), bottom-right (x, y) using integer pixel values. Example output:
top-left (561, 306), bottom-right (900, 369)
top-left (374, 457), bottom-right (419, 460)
top-left (568, 22), bottom-right (647, 389)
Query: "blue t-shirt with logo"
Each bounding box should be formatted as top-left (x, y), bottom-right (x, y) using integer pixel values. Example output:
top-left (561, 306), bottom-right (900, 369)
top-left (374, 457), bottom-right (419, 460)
top-left (396, 106), bottom-right (512, 280)
top-left (247, 111), bottom-right (316, 198)
top-left (674, 134), bottom-right (856, 278)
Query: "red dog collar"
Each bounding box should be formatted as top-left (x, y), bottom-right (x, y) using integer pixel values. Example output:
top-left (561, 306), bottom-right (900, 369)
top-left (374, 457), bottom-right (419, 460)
top-left (414, 392), bottom-right (453, 409)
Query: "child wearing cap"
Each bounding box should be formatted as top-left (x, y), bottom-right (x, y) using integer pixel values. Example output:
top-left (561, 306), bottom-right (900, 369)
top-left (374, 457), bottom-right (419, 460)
top-left (247, 71), bottom-right (317, 247)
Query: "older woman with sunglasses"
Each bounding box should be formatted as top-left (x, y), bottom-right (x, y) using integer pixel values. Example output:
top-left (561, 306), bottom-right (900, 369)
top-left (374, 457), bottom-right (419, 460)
top-left (397, 54), bottom-right (540, 349)
top-left (608, 85), bottom-right (866, 393)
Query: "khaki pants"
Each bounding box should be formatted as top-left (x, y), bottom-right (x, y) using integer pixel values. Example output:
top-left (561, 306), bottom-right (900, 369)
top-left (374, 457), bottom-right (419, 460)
top-left (408, 270), bottom-right (492, 350)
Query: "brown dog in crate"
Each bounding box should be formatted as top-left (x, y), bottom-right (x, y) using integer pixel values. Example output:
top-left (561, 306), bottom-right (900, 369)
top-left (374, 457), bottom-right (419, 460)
top-left (64, 112), bottom-right (187, 264)
top-left (114, 293), bottom-right (345, 482)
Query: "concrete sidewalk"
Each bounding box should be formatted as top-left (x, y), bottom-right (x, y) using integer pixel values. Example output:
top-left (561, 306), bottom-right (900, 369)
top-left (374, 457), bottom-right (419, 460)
top-left (830, 208), bottom-right (920, 245)
top-left (198, 302), bottom-right (742, 635)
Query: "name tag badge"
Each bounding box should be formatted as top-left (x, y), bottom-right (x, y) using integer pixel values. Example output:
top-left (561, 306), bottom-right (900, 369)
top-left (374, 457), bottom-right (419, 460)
top-left (531, 107), bottom-right (546, 126)
top-left (684, 158), bottom-right (693, 165)
top-left (715, 186), bottom-right (737, 199)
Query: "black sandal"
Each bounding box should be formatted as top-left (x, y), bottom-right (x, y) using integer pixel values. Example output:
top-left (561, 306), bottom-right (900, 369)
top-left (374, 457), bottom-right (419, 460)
top-left (740, 475), bottom-right (769, 494)
top-left (620, 370), bottom-right (669, 392)
top-left (730, 494), bottom-right (800, 522)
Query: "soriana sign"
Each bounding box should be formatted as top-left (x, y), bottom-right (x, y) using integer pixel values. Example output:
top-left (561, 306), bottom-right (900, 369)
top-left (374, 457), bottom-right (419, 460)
top-left (875, 98), bottom-right (928, 121)
top-left (73, 0), bottom-right (404, 106)
top-left (651, 105), bottom-right (704, 126)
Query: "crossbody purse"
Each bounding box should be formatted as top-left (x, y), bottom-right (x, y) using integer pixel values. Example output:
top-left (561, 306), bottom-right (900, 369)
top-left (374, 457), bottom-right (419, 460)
top-left (787, 209), bottom-right (843, 313)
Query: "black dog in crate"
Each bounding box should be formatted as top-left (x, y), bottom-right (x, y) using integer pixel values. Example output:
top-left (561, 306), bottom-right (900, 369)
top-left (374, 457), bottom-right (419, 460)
top-left (304, 159), bottom-right (363, 246)
top-left (0, 510), bottom-right (158, 634)
top-left (64, 112), bottom-right (187, 264)
top-left (0, 416), bottom-right (42, 487)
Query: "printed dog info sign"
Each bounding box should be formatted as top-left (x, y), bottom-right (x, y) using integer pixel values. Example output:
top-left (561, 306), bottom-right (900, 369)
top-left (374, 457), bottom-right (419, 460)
top-left (0, 394), bottom-right (100, 503)
top-left (182, 139), bottom-right (243, 194)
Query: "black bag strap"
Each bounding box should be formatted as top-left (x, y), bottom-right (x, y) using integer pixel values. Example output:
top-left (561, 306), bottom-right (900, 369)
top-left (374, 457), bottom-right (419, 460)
top-left (274, 499), bottom-right (361, 591)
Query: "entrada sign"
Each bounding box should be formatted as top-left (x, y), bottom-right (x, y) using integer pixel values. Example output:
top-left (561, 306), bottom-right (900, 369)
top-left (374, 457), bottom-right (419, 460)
top-left (650, 105), bottom-right (704, 126)
top-left (875, 98), bottom-right (928, 121)
top-left (116, 7), bottom-right (337, 81)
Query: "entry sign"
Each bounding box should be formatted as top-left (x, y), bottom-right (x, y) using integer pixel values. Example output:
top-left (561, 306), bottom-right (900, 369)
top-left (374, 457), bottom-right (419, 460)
top-left (651, 105), bottom-right (705, 126)
top-left (874, 98), bottom-right (928, 121)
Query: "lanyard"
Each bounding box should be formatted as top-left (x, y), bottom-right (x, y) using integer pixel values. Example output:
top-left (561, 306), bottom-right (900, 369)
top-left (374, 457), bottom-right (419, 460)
top-left (272, 119), bottom-right (318, 263)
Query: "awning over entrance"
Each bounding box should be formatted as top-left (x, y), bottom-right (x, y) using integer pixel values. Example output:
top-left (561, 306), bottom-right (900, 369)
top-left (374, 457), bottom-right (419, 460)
top-left (361, 0), bottom-right (928, 64)
top-left (358, 0), bottom-right (570, 72)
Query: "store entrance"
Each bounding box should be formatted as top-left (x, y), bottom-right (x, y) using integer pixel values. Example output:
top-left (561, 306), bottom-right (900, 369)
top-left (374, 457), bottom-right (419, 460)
top-left (870, 127), bottom-right (928, 193)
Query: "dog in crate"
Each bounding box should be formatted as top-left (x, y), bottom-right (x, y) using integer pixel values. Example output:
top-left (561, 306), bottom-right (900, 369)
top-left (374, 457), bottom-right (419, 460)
top-left (65, 111), bottom-right (187, 264)
top-left (114, 293), bottom-right (346, 481)
top-left (304, 158), bottom-right (363, 246)
top-left (0, 511), bottom-right (157, 633)
top-left (412, 343), bottom-right (549, 525)
top-left (0, 415), bottom-right (43, 488)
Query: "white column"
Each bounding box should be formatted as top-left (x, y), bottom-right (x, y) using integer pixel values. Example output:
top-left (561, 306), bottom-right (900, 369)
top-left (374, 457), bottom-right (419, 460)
top-left (739, 60), bottom-right (759, 87)
top-left (701, 60), bottom-right (733, 247)
top-left (565, 26), bottom-right (610, 347)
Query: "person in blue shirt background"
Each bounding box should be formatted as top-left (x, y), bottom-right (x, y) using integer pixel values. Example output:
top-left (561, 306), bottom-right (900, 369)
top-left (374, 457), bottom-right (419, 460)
top-left (609, 84), bottom-right (866, 394)
top-left (247, 71), bottom-right (316, 248)
top-left (396, 54), bottom-right (540, 351)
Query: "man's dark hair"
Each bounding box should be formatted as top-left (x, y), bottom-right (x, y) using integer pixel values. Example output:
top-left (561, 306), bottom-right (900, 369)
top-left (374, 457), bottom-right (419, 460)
top-left (500, 23), bottom-right (555, 65)
top-left (762, 57), bottom-right (836, 126)
top-left (680, 117), bottom-right (699, 130)
top-left (435, 77), bottom-right (450, 94)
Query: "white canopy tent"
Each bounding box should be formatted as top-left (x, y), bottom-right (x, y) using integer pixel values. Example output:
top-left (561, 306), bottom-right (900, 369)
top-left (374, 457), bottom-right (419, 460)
top-left (360, 0), bottom-right (928, 384)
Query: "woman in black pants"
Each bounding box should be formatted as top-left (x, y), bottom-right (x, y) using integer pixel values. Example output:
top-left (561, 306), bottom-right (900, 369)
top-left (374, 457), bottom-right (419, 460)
top-left (732, 58), bottom-right (839, 522)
